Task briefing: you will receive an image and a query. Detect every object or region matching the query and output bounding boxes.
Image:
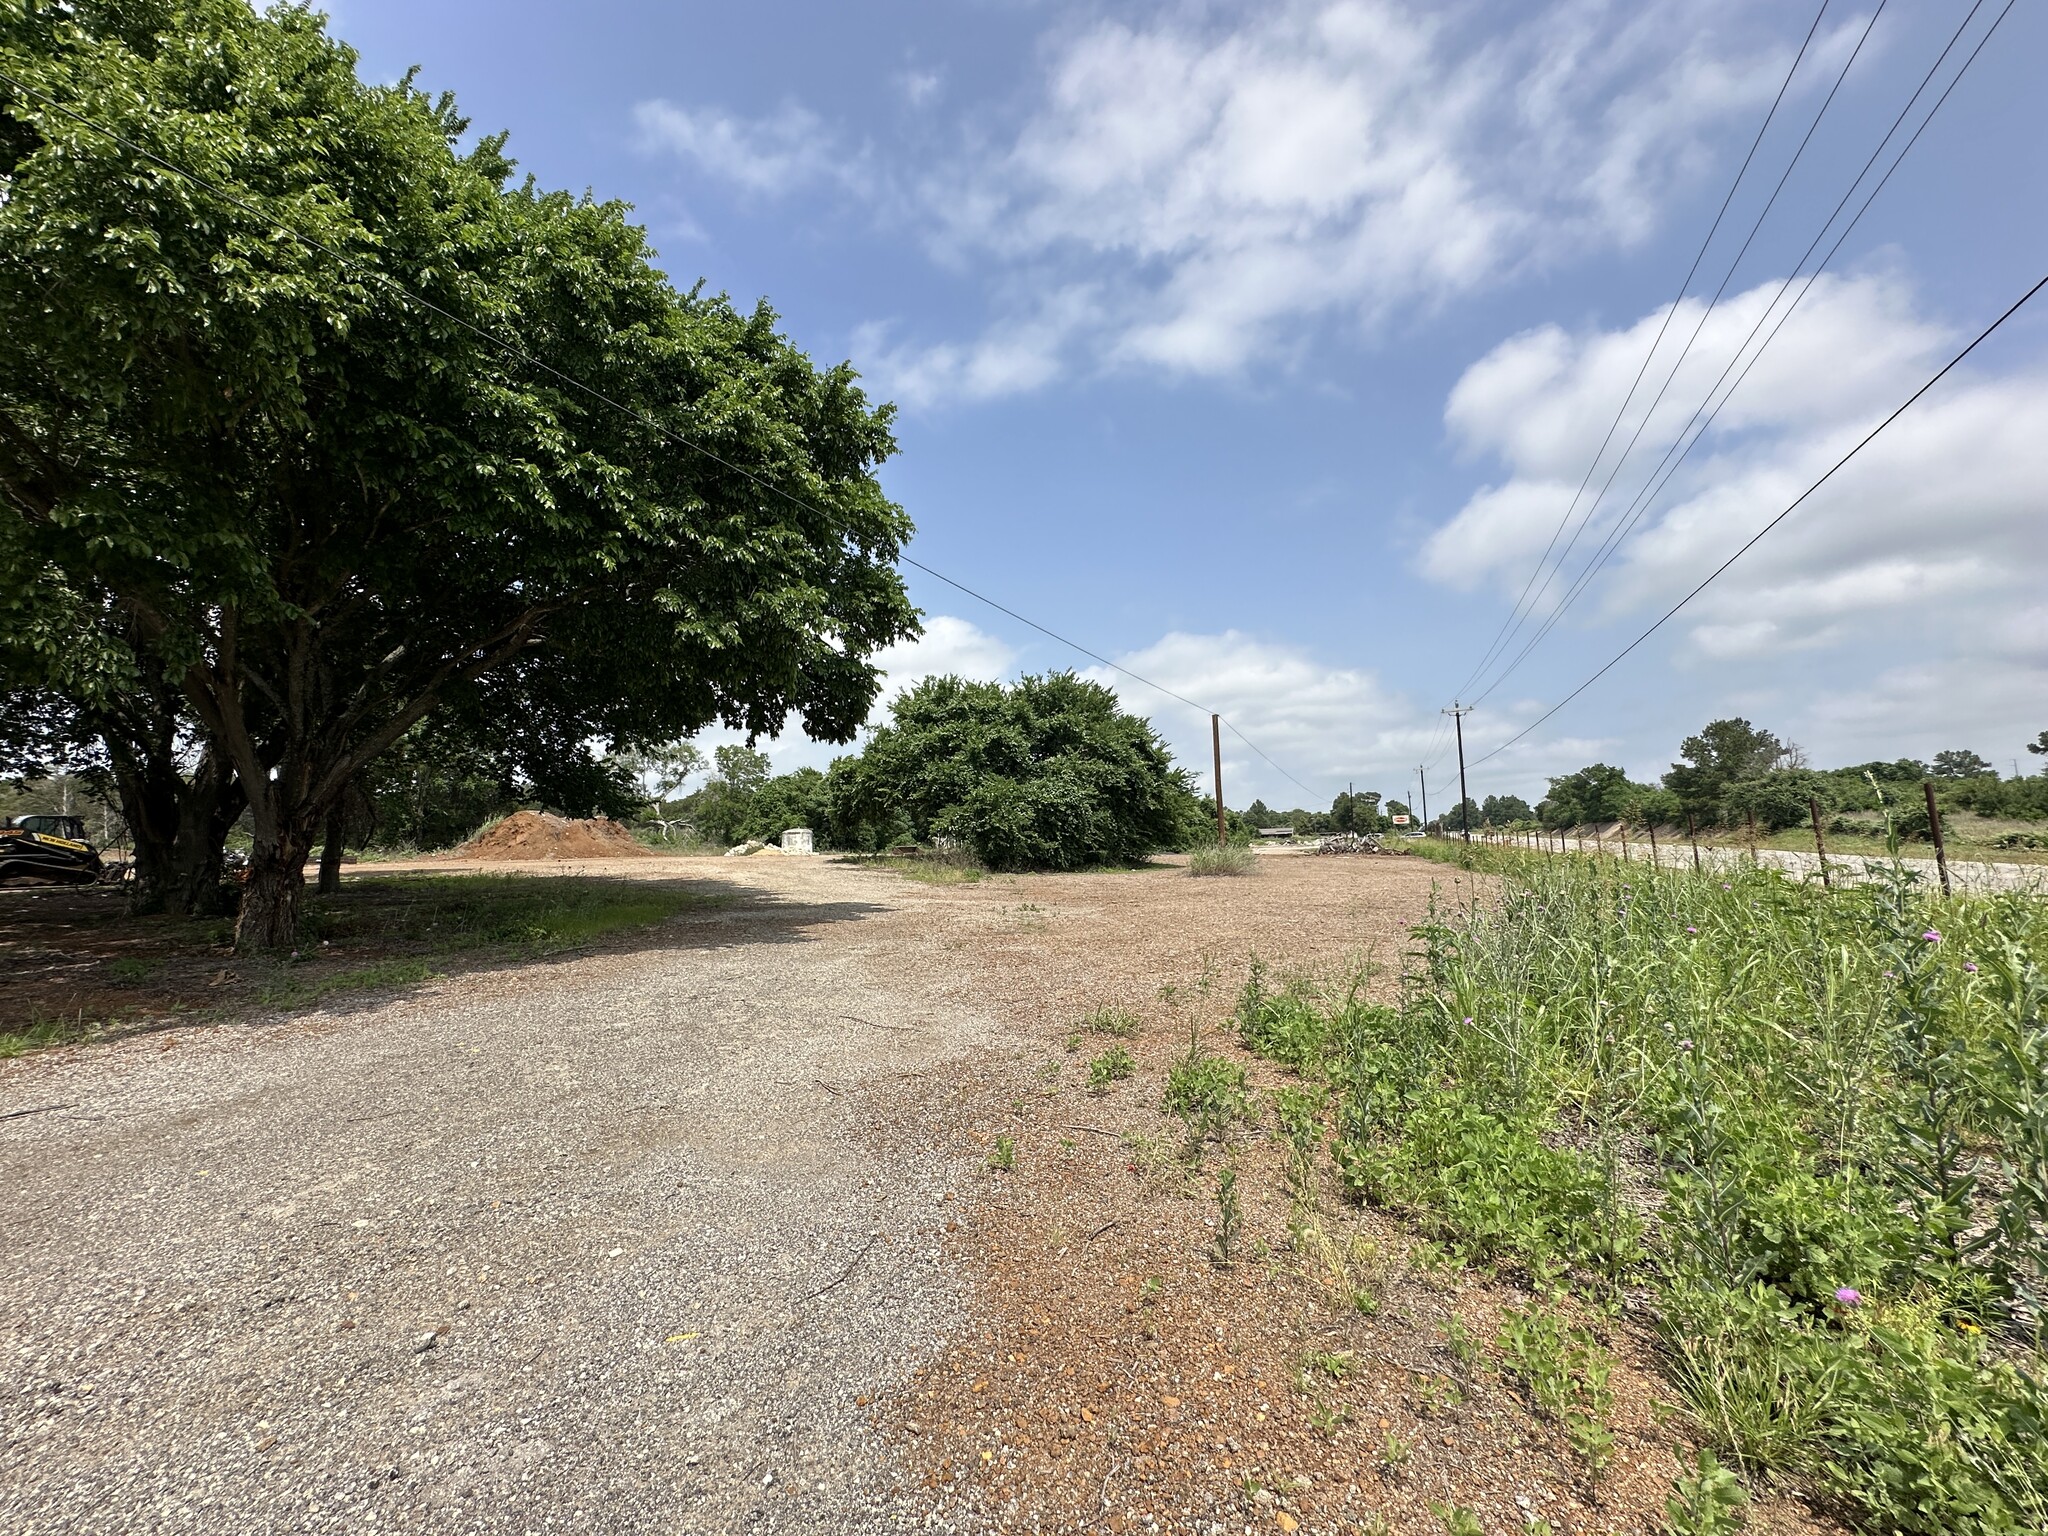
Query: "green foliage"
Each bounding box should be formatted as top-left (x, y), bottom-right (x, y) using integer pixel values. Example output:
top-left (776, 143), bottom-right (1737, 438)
top-left (1662, 1450), bottom-right (1747, 1536)
top-left (988, 1135), bottom-right (1016, 1173)
top-left (832, 673), bottom-right (1204, 870)
top-left (1185, 852), bottom-right (2048, 1532)
top-left (1212, 1163), bottom-right (1242, 1267)
top-left (1933, 748), bottom-right (1996, 780)
top-left (1540, 763), bottom-right (1643, 827)
top-left (1163, 1027), bottom-right (1255, 1149)
top-left (1188, 842), bottom-right (1257, 875)
top-left (1235, 962), bottom-right (1332, 1072)
top-left (1087, 1044), bottom-right (1136, 1091)
top-left (1481, 792), bottom-right (1534, 824)
top-left (1719, 769), bottom-right (1835, 833)
top-left (1497, 1304), bottom-right (1616, 1474)
top-left (1083, 1006), bottom-right (1142, 1037)
top-left (1665, 719), bottom-right (1790, 817)
top-left (0, 0), bottom-right (916, 945)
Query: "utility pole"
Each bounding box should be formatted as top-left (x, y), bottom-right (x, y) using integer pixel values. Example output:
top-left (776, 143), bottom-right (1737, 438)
top-left (1418, 765), bottom-right (1430, 834)
top-left (1443, 703), bottom-right (1473, 844)
top-left (1211, 714), bottom-right (1226, 847)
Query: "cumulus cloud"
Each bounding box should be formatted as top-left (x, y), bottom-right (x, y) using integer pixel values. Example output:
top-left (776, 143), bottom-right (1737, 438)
top-left (1418, 267), bottom-right (2048, 773)
top-left (684, 615), bottom-right (1017, 777)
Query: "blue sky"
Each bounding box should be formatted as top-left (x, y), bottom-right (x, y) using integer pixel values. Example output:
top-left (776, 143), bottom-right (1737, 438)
top-left (332, 0), bottom-right (2048, 809)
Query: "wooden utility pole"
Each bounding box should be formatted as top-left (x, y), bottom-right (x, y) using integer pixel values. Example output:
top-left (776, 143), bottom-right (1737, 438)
top-left (1443, 703), bottom-right (1473, 844)
top-left (1211, 714), bottom-right (1226, 847)
top-left (1809, 795), bottom-right (1831, 889)
top-left (1923, 779), bottom-right (1951, 897)
top-left (1418, 765), bottom-right (1430, 834)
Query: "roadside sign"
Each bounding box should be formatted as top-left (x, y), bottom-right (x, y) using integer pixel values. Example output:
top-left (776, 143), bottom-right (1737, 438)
top-left (1391, 814), bottom-right (1410, 825)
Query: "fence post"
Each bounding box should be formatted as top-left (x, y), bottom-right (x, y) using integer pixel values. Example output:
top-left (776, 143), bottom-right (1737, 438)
top-left (1746, 808), bottom-right (1760, 867)
top-left (1686, 812), bottom-right (1702, 873)
top-left (1809, 795), bottom-right (1830, 889)
top-left (1647, 819), bottom-right (1659, 870)
top-left (1923, 779), bottom-right (1952, 897)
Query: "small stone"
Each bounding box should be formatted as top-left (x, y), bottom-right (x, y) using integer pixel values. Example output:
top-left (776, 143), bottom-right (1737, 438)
top-left (413, 1332), bottom-right (438, 1353)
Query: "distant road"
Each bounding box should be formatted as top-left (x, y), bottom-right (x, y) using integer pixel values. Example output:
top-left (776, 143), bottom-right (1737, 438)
top-left (1467, 833), bottom-right (2043, 894)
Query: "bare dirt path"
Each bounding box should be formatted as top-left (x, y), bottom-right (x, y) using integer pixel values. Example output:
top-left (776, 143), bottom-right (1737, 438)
top-left (1, 850), bottom-right (1539, 1536)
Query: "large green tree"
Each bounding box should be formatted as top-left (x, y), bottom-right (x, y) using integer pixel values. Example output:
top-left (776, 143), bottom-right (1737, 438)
top-left (1663, 718), bottom-right (1788, 821)
top-left (0, 1), bottom-right (916, 944)
top-left (832, 673), bottom-right (1204, 870)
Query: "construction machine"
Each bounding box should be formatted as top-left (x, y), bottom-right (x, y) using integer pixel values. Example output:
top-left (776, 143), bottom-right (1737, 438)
top-left (0, 814), bottom-right (106, 886)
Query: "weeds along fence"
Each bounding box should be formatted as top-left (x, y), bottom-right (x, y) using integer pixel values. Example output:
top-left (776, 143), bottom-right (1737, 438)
top-left (1229, 844), bottom-right (2047, 1533)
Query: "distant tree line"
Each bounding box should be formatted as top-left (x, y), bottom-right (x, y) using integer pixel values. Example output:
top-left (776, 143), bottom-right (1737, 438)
top-left (1526, 719), bottom-right (2048, 833)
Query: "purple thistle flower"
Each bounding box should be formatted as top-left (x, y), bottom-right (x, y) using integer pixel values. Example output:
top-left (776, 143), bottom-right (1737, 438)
top-left (1963, 962), bottom-right (1978, 974)
top-left (1685, 925), bottom-right (1698, 934)
top-left (1922, 929), bottom-right (1941, 943)
top-left (1835, 1287), bottom-right (1863, 1308)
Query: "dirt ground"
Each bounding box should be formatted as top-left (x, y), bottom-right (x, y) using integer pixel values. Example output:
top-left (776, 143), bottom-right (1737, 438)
top-left (0, 851), bottom-right (1842, 1534)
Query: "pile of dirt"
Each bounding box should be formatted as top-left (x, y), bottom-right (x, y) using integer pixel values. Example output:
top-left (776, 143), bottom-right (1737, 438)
top-left (456, 811), bottom-right (654, 861)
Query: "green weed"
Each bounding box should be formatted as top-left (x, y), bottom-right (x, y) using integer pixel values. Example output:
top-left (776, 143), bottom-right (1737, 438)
top-left (1083, 1005), bottom-right (1143, 1037)
top-left (1087, 1045), bottom-right (1136, 1091)
top-left (1163, 1023), bottom-right (1255, 1152)
top-left (1662, 1449), bottom-right (1747, 1536)
top-left (1212, 1163), bottom-right (1242, 1267)
top-left (988, 1135), bottom-right (1017, 1173)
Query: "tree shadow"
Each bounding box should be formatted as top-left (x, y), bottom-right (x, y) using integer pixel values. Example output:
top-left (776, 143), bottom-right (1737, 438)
top-left (0, 867), bottom-right (890, 1042)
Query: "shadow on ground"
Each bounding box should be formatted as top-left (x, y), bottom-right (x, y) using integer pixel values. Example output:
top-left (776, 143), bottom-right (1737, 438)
top-left (0, 867), bottom-right (888, 1045)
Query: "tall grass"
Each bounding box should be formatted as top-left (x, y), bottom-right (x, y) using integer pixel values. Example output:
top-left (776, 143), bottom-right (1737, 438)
top-left (1233, 847), bottom-right (2047, 1531)
top-left (1189, 843), bottom-right (1258, 876)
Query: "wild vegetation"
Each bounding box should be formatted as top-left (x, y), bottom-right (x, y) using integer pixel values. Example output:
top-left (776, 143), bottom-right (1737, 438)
top-left (1225, 843), bottom-right (2047, 1533)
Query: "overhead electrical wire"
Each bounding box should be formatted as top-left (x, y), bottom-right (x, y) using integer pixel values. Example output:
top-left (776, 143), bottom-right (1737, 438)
top-left (1466, 0), bottom-right (2011, 709)
top-left (1446, 0), bottom-right (1835, 705)
top-left (1467, 264), bottom-right (2048, 770)
top-left (1462, 0), bottom-right (1887, 701)
top-left (0, 63), bottom-right (1327, 804)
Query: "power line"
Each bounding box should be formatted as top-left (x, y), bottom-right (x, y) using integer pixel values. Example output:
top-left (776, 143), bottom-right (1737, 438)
top-left (1465, 0), bottom-right (1886, 706)
top-left (1469, 264), bottom-right (2048, 769)
top-left (1448, 0), bottom-right (1836, 702)
top-left (1467, 0), bottom-right (2011, 707)
top-left (0, 62), bottom-right (1327, 802)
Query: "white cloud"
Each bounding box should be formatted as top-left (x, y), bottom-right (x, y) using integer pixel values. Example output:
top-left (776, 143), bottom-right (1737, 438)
top-left (884, 0), bottom-right (1837, 397)
top-left (685, 615), bottom-right (1017, 777)
top-left (1418, 267), bottom-right (2048, 777)
top-left (635, 1), bottom-right (1842, 403)
top-left (897, 68), bottom-right (943, 109)
top-left (1072, 629), bottom-right (1436, 807)
top-left (632, 100), bottom-right (860, 197)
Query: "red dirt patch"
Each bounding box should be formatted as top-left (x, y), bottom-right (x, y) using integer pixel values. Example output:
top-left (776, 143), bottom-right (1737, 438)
top-left (455, 811), bottom-right (652, 861)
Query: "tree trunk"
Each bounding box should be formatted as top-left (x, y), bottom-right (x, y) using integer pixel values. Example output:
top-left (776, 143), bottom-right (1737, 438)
top-left (163, 765), bottom-right (244, 917)
top-left (236, 831), bottom-right (313, 950)
top-left (318, 803), bottom-right (346, 895)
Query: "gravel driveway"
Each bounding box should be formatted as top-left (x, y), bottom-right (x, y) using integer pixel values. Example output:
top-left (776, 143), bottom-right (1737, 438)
top-left (1, 860), bottom-right (992, 1535)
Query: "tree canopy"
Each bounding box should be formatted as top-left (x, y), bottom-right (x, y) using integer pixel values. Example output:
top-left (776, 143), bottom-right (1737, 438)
top-left (831, 673), bottom-right (1205, 870)
top-left (0, 0), bottom-right (916, 943)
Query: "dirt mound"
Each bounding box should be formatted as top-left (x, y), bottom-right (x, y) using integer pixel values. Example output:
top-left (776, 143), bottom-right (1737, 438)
top-left (456, 811), bottom-right (654, 861)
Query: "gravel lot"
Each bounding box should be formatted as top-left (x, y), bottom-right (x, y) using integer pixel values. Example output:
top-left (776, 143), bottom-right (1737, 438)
top-left (1, 849), bottom-right (1492, 1536)
top-left (1, 858), bottom-right (999, 1535)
